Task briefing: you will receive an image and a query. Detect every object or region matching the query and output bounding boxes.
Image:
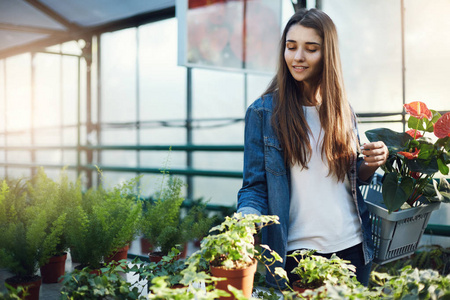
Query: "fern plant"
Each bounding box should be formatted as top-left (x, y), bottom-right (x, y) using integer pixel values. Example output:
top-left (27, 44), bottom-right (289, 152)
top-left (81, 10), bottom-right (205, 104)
top-left (67, 173), bottom-right (142, 269)
top-left (140, 176), bottom-right (186, 256)
top-left (0, 177), bottom-right (65, 280)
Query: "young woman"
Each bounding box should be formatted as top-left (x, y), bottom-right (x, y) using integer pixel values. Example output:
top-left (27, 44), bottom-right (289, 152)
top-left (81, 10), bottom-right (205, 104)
top-left (237, 8), bottom-right (388, 287)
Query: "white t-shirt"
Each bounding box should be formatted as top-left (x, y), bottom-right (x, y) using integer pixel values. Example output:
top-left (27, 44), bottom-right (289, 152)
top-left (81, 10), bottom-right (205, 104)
top-left (287, 105), bottom-right (362, 254)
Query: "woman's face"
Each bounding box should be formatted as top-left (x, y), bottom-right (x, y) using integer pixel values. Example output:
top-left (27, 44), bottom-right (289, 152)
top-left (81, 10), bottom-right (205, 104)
top-left (284, 24), bottom-right (323, 87)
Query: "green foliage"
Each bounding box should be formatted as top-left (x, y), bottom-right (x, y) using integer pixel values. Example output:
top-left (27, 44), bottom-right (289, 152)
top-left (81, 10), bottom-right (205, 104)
top-left (129, 248), bottom-right (187, 287)
top-left (371, 266), bottom-right (450, 299)
top-left (365, 111), bottom-right (450, 213)
top-left (67, 173), bottom-right (142, 269)
top-left (60, 261), bottom-right (144, 300)
top-left (288, 250), bottom-right (357, 290)
top-left (0, 171), bottom-right (68, 277)
top-left (140, 176), bottom-right (187, 255)
top-left (189, 213), bottom-right (280, 270)
top-left (0, 284), bottom-right (26, 300)
top-left (181, 198), bottom-right (218, 243)
top-left (373, 245), bottom-right (450, 276)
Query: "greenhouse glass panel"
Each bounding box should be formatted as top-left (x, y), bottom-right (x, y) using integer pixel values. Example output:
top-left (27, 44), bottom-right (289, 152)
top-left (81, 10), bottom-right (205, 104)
top-left (139, 151), bottom-right (186, 169)
top-left (193, 177), bottom-right (241, 207)
top-left (34, 53), bottom-right (61, 129)
top-left (192, 68), bottom-right (245, 119)
top-left (322, 0), bottom-right (402, 114)
top-left (35, 150), bottom-right (61, 164)
top-left (101, 28), bottom-right (137, 123)
top-left (404, 0), bottom-right (450, 111)
top-left (139, 127), bottom-right (186, 146)
top-left (62, 128), bottom-right (77, 146)
top-left (139, 18), bottom-right (186, 121)
top-left (62, 150), bottom-right (77, 166)
top-left (34, 129), bottom-right (60, 146)
top-left (7, 168), bottom-right (31, 179)
top-left (193, 152), bottom-right (242, 171)
top-left (192, 122), bottom-right (244, 145)
top-left (62, 56), bottom-right (79, 127)
top-left (246, 73), bottom-right (272, 107)
top-left (6, 54), bottom-right (32, 131)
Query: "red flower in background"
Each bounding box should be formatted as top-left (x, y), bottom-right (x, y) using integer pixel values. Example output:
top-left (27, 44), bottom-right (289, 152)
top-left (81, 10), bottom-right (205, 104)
top-left (398, 148), bottom-right (420, 159)
top-left (406, 129), bottom-right (423, 139)
top-left (410, 172), bottom-right (421, 179)
top-left (434, 112), bottom-right (450, 138)
top-left (404, 101), bottom-right (432, 120)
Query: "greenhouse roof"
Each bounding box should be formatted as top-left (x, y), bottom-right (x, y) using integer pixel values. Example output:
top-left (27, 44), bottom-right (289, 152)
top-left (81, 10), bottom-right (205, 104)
top-left (0, 0), bottom-right (175, 59)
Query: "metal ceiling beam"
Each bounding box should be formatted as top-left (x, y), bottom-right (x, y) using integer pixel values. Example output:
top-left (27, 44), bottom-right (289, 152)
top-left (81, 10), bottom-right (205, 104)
top-left (0, 23), bottom-right (66, 35)
top-left (23, 0), bottom-right (80, 31)
top-left (0, 6), bottom-right (175, 60)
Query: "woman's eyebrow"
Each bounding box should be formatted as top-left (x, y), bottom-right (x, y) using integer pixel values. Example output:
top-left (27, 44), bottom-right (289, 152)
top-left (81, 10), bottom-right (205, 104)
top-left (305, 42), bottom-right (321, 46)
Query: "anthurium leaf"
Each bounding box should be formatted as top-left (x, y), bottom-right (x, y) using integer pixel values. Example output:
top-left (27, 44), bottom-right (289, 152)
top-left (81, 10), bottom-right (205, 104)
top-left (406, 158), bottom-right (439, 174)
top-left (423, 110), bottom-right (441, 132)
top-left (365, 128), bottom-right (412, 152)
top-left (434, 178), bottom-right (450, 203)
top-left (382, 172), bottom-right (410, 213)
top-left (437, 158), bottom-right (449, 175)
top-left (408, 116), bottom-right (426, 131)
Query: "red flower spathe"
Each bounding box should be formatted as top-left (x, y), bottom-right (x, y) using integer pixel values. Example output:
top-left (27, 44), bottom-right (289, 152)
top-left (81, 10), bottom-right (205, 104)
top-left (406, 129), bottom-right (423, 139)
top-left (398, 148), bottom-right (420, 160)
top-left (404, 101), bottom-right (432, 120)
top-left (434, 112), bottom-right (450, 139)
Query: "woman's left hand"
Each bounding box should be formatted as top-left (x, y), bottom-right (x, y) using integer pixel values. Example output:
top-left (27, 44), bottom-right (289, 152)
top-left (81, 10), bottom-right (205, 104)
top-left (361, 141), bottom-right (389, 167)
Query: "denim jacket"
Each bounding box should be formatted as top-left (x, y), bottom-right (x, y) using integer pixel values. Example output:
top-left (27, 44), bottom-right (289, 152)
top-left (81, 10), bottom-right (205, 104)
top-left (237, 93), bottom-right (374, 287)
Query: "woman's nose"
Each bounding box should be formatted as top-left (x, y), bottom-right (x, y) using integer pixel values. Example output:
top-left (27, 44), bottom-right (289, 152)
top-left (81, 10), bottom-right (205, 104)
top-left (294, 49), bottom-right (305, 61)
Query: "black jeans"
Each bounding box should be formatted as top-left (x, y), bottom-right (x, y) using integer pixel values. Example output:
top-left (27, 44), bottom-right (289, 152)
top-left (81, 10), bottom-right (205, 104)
top-left (285, 243), bottom-right (372, 286)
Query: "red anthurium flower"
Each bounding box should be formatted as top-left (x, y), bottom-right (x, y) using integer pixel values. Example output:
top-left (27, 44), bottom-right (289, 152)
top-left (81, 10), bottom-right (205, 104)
top-left (398, 148), bottom-right (420, 159)
top-left (406, 129), bottom-right (423, 139)
top-left (410, 172), bottom-right (421, 179)
top-left (404, 101), bottom-right (432, 120)
top-left (434, 112), bottom-right (450, 138)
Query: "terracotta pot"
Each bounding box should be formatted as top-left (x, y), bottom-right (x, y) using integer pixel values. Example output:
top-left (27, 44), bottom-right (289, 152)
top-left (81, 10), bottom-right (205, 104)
top-left (5, 275), bottom-right (42, 300)
top-left (40, 252), bottom-right (67, 283)
top-left (140, 237), bottom-right (153, 255)
top-left (210, 260), bottom-right (257, 300)
top-left (179, 243), bottom-right (188, 259)
top-left (105, 245), bottom-right (130, 264)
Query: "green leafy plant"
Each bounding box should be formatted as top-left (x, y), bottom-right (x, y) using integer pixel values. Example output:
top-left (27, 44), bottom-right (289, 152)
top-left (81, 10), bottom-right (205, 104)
top-left (288, 249), bottom-right (357, 290)
top-left (190, 213), bottom-right (280, 270)
top-left (0, 176), bottom-right (65, 280)
top-left (129, 248), bottom-right (187, 288)
top-left (140, 175), bottom-right (187, 256)
top-left (181, 197), bottom-right (218, 246)
top-left (60, 261), bottom-right (144, 300)
top-left (27, 168), bottom-right (80, 260)
top-left (67, 173), bottom-right (142, 269)
top-left (373, 245), bottom-right (450, 276)
top-left (371, 266), bottom-right (450, 299)
top-left (365, 101), bottom-right (450, 212)
top-left (0, 284), bottom-right (27, 300)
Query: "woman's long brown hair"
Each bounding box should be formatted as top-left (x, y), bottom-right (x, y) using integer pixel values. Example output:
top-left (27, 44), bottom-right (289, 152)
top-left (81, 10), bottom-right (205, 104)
top-left (264, 8), bottom-right (356, 182)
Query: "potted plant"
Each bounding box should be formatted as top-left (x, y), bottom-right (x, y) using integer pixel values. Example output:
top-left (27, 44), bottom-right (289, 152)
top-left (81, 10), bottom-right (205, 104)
top-left (188, 213), bottom-right (280, 299)
top-left (364, 101), bottom-right (450, 264)
top-left (27, 168), bottom-right (81, 283)
top-left (0, 178), bottom-right (66, 300)
top-left (287, 249), bottom-right (357, 294)
top-left (365, 101), bottom-right (450, 213)
top-left (371, 266), bottom-right (450, 299)
top-left (60, 260), bottom-right (144, 299)
top-left (140, 175), bottom-right (190, 261)
top-left (66, 173), bottom-right (142, 270)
